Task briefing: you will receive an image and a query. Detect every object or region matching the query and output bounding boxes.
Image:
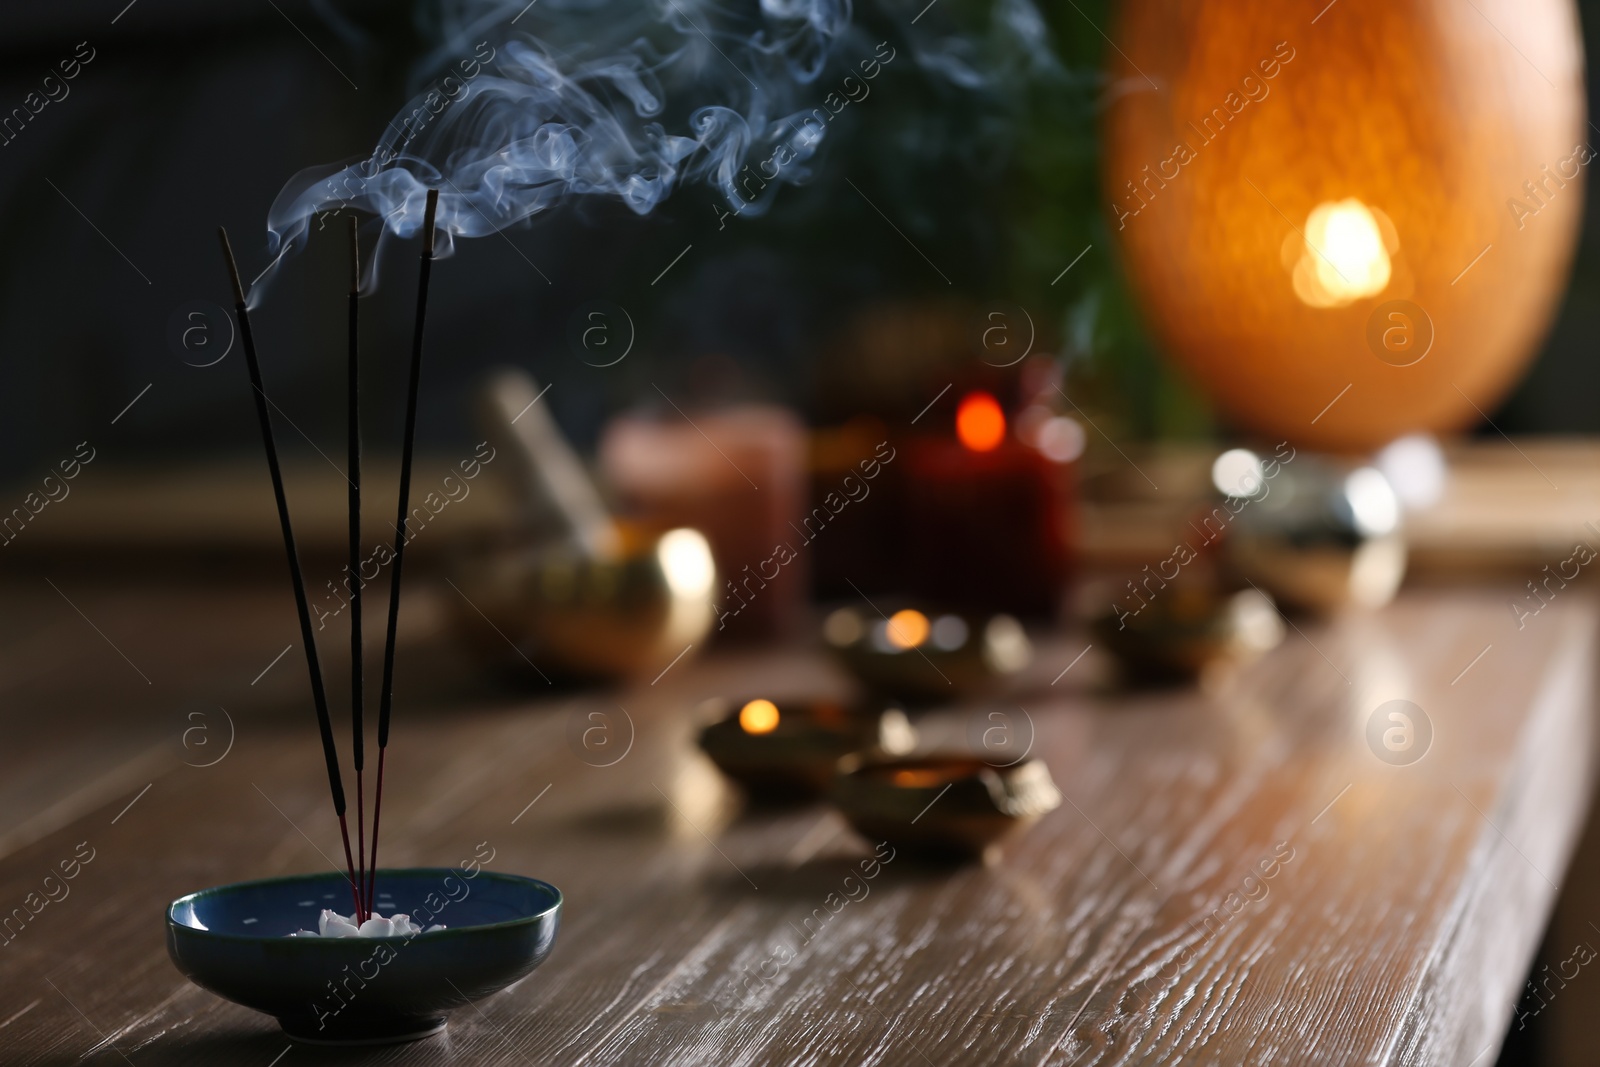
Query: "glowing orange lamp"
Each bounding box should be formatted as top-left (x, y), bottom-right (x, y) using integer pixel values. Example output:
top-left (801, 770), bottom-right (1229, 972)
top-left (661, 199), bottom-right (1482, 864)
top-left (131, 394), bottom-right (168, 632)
top-left (1103, 0), bottom-right (1585, 451)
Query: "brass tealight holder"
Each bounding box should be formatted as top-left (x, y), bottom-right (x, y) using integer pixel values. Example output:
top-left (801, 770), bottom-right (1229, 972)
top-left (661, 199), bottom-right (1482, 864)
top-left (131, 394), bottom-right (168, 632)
top-left (823, 606), bottom-right (1032, 701)
top-left (696, 697), bottom-right (917, 802)
top-left (1089, 585), bottom-right (1283, 684)
top-left (829, 755), bottom-right (1062, 862)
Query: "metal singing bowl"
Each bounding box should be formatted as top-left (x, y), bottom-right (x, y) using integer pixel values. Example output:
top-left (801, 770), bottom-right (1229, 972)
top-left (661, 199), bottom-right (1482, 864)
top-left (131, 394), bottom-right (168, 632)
top-left (1226, 457), bottom-right (1407, 613)
top-left (448, 527), bottom-right (717, 680)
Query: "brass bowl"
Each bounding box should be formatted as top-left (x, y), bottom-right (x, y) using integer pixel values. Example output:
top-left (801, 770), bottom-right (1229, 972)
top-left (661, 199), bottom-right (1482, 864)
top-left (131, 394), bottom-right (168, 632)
top-left (697, 698), bottom-right (916, 802)
top-left (447, 527), bottom-right (716, 681)
top-left (830, 755), bottom-right (1062, 861)
top-left (823, 607), bottom-right (1032, 702)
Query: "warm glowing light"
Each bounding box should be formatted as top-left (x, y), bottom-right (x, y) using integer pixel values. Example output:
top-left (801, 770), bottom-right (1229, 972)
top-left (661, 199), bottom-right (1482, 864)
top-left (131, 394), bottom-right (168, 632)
top-left (1211, 448), bottom-right (1265, 499)
top-left (1343, 467), bottom-right (1400, 537)
top-left (822, 607), bottom-right (864, 647)
top-left (892, 768), bottom-right (955, 788)
top-left (886, 609), bottom-right (930, 650)
top-left (1035, 416), bottom-right (1086, 463)
top-left (1292, 199), bottom-right (1394, 307)
top-left (738, 699), bottom-right (780, 734)
top-left (1374, 433), bottom-right (1447, 511)
top-left (657, 528), bottom-right (715, 597)
top-left (956, 392), bottom-right (1006, 452)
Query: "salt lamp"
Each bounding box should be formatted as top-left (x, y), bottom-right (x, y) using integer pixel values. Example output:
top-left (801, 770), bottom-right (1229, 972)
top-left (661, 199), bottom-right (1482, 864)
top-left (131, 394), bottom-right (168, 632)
top-left (1103, 0), bottom-right (1585, 451)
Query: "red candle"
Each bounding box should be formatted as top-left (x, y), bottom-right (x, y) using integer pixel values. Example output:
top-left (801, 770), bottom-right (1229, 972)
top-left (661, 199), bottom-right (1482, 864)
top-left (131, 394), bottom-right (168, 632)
top-left (901, 391), bottom-right (1074, 616)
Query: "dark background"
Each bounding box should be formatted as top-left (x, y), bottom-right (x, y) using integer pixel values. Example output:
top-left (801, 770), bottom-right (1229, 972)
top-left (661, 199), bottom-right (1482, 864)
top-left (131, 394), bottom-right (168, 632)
top-left (3, 0), bottom-right (1587, 483)
top-left (0, 4), bottom-right (1596, 1064)
top-left (0, 0), bottom-right (1591, 468)
top-left (0, 0), bottom-right (1101, 485)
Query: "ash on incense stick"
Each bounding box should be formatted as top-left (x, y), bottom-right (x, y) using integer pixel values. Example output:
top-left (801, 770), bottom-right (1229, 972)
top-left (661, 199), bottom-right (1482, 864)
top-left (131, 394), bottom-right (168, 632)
top-left (289, 909), bottom-right (445, 938)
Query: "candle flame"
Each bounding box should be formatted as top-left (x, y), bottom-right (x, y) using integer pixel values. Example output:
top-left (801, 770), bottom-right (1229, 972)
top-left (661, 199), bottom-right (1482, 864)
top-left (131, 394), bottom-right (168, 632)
top-left (956, 392), bottom-right (1006, 452)
top-left (738, 699), bottom-right (780, 734)
top-left (1292, 198), bottom-right (1394, 307)
top-left (892, 768), bottom-right (953, 788)
top-left (886, 609), bottom-right (930, 650)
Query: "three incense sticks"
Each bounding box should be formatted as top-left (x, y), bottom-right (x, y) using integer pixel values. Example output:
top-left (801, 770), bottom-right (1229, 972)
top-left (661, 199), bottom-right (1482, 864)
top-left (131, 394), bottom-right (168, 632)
top-left (219, 188), bottom-right (439, 920)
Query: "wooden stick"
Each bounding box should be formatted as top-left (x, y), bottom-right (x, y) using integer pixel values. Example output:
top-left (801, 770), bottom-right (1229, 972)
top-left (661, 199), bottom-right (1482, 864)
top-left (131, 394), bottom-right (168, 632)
top-left (368, 189), bottom-right (439, 905)
top-left (346, 217), bottom-right (367, 922)
top-left (219, 228), bottom-right (361, 920)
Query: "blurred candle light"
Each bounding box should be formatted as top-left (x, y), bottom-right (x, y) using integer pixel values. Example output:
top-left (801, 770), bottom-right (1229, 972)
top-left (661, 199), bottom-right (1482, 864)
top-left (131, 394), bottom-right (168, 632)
top-left (886, 609), bottom-right (930, 650)
top-left (1292, 199), bottom-right (1394, 308)
top-left (891, 767), bottom-right (956, 789)
top-left (738, 699), bottom-right (780, 734)
top-left (956, 392), bottom-right (1006, 453)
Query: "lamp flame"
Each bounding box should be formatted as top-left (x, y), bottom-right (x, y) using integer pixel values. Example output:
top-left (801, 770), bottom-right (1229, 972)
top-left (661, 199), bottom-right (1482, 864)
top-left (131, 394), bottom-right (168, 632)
top-left (1292, 199), bottom-right (1394, 307)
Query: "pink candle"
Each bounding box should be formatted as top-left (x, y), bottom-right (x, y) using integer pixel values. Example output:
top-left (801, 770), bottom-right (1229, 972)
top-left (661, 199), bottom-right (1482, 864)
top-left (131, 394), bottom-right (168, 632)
top-left (601, 405), bottom-right (807, 639)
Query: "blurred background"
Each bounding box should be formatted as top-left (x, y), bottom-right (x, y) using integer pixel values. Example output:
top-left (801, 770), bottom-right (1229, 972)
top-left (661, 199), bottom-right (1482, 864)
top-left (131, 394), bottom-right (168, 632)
top-left (3, 0), bottom-right (1600, 1061)
top-left (4, 0), bottom-right (1592, 487)
top-left (0, 0), bottom-right (1116, 474)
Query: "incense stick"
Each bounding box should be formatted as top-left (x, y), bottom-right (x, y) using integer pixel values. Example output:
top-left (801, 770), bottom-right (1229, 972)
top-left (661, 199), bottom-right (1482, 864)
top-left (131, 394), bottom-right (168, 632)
top-left (368, 189), bottom-right (439, 906)
top-left (346, 217), bottom-right (367, 922)
top-left (219, 228), bottom-right (361, 920)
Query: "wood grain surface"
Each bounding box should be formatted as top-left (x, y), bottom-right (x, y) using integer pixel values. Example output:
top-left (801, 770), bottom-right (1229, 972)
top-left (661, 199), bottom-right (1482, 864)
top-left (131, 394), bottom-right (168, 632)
top-left (0, 577), bottom-right (1591, 1065)
top-left (1078, 438), bottom-right (1600, 580)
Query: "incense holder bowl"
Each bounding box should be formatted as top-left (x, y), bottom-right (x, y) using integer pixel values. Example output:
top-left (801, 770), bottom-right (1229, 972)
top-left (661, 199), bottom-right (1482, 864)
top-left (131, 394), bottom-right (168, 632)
top-left (696, 697), bottom-right (917, 802)
top-left (830, 755), bottom-right (1062, 862)
top-left (167, 868), bottom-right (561, 1045)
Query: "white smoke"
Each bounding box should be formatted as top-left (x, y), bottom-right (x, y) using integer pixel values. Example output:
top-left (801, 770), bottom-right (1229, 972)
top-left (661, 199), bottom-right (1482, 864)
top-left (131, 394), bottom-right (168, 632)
top-left (260, 0), bottom-right (1060, 297)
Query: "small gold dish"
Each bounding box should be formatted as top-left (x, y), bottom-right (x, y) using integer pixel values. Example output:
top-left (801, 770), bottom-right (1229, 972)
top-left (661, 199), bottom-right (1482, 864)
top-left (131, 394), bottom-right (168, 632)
top-left (696, 698), bottom-right (916, 802)
top-left (829, 755), bottom-right (1062, 861)
top-left (823, 606), bottom-right (1032, 701)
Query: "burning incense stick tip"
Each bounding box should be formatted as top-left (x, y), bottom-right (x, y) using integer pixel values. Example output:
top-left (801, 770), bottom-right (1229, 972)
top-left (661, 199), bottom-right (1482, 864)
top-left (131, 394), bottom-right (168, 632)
top-left (349, 216), bottom-right (360, 293)
top-left (423, 189), bottom-right (439, 257)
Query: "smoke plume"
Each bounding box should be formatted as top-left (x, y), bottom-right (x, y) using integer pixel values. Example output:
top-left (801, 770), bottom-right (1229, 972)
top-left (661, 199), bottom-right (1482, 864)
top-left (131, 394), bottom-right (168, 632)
top-left (261, 0), bottom-right (1061, 297)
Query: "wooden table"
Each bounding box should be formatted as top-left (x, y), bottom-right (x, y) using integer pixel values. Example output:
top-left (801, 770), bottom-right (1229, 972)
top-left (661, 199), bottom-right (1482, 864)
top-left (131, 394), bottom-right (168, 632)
top-left (0, 577), bottom-right (1592, 1065)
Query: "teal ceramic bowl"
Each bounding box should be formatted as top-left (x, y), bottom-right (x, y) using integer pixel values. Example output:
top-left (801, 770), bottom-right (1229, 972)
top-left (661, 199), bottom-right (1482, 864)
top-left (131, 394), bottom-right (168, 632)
top-left (167, 868), bottom-right (561, 1044)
